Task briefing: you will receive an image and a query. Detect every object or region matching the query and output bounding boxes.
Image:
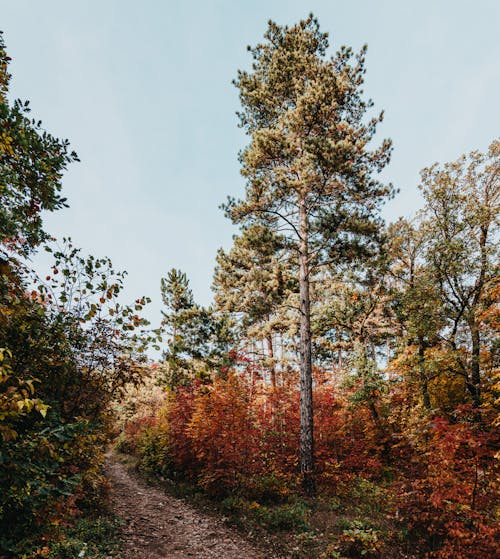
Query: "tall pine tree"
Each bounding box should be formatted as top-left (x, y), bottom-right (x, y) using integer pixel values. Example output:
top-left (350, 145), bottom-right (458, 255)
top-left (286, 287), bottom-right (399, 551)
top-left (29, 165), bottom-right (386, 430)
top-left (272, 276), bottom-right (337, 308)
top-left (226, 15), bottom-right (392, 494)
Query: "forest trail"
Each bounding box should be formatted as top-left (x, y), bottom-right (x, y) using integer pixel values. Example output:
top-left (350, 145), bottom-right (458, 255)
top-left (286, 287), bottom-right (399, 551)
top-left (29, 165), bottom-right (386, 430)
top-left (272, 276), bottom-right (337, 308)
top-left (105, 453), bottom-right (279, 559)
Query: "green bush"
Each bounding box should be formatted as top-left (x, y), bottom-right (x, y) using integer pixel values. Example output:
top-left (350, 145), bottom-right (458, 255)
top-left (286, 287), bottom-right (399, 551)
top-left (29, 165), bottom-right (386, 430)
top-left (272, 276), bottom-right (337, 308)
top-left (220, 497), bottom-right (310, 532)
top-left (253, 502), bottom-right (310, 532)
top-left (347, 478), bottom-right (388, 515)
top-left (43, 516), bottom-right (122, 559)
top-left (114, 432), bottom-right (132, 454)
top-left (221, 495), bottom-right (248, 514)
top-left (244, 473), bottom-right (291, 504)
top-left (137, 426), bottom-right (174, 478)
top-left (334, 519), bottom-right (385, 558)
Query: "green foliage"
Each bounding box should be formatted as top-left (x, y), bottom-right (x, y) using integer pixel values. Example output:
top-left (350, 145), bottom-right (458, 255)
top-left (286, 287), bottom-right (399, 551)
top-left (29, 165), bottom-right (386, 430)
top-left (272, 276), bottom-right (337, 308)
top-left (228, 14), bottom-right (393, 257)
top-left (221, 496), bottom-right (309, 532)
top-left (0, 32), bottom-right (78, 256)
top-left (319, 550), bottom-right (348, 559)
top-left (0, 35), bottom-right (150, 557)
top-left (213, 224), bottom-right (297, 385)
top-left (0, 347), bottom-right (48, 441)
top-left (252, 501), bottom-right (310, 532)
top-left (334, 519), bottom-right (385, 558)
top-left (0, 242), bottom-right (146, 557)
top-left (37, 516), bottom-right (122, 559)
top-left (312, 267), bottom-right (393, 367)
top-left (343, 345), bottom-right (387, 413)
top-left (244, 473), bottom-right (292, 504)
top-left (213, 224), bottom-right (294, 333)
top-left (220, 495), bottom-right (247, 514)
top-left (161, 268), bottom-right (235, 388)
top-left (346, 478), bottom-right (388, 515)
top-left (135, 421), bottom-right (172, 477)
top-left (388, 141), bottom-right (500, 409)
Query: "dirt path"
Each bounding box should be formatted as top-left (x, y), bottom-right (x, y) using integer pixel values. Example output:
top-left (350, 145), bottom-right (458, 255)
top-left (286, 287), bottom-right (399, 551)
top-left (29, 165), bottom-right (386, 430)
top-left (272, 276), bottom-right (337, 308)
top-left (106, 454), bottom-right (280, 559)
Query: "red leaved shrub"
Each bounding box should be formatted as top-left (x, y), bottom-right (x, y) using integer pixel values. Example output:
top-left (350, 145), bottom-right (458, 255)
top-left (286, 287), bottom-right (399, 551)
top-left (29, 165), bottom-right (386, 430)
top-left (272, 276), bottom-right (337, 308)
top-left (394, 408), bottom-right (499, 558)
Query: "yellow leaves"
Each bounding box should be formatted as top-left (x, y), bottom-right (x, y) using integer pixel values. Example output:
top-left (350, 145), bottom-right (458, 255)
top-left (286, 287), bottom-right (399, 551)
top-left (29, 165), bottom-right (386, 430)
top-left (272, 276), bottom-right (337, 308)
top-left (16, 398), bottom-right (31, 412)
top-left (25, 379), bottom-right (36, 394)
top-left (15, 396), bottom-right (49, 418)
top-left (0, 131), bottom-right (15, 157)
top-left (37, 403), bottom-right (49, 418)
top-left (0, 347), bottom-right (12, 365)
top-left (1, 350), bottom-right (49, 436)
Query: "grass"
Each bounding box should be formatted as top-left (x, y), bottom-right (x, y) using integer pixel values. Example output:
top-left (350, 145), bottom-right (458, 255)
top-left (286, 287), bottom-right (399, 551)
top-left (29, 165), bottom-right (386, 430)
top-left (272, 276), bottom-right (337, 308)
top-left (28, 515), bottom-right (123, 559)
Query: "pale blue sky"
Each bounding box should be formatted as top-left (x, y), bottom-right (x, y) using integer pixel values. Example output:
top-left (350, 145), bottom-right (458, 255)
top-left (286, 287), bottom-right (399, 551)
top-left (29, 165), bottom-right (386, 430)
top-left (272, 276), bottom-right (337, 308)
top-left (1, 0), bottom-right (499, 329)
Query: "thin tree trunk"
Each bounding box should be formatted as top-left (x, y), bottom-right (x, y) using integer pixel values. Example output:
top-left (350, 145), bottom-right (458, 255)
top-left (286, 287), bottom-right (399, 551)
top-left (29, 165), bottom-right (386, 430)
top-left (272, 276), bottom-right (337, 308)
top-left (298, 198), bottom-right (315, 497)
top-left (266, 333), bottom-right (276, 388)
top-left (417, 335), bottom-right (432, 410)
top-left (467, 225), bottom-right (487, 408)
top-left (469, 318), bottom-right (481, 407)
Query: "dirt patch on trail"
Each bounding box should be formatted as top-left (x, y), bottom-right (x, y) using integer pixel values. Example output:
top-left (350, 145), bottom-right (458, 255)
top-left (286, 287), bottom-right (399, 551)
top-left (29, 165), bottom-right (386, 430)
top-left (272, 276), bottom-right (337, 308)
top-left (105, 454), bottom-right (280, 559)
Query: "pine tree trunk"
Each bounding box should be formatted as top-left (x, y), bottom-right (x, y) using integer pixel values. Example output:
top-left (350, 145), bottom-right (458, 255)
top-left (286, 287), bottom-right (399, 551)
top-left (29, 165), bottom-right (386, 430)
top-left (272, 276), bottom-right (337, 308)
top-left (266, 333), bottom-right (276, 388)
top-left (298, 198), bottom-right (315, 497)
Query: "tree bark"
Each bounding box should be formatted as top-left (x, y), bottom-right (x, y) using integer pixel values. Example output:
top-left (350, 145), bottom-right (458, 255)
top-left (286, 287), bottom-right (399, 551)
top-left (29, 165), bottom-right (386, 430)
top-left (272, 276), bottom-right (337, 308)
top-left (265, 333), bottom-right (276, 388)
top-left (417, 336), bottom-right (432, 410)
top-left (467, 225), bottom-right (487, 408)
top-left (469, 318), bottom-right (481, 407)
top-left (298, 198), bottom-right (315, 497)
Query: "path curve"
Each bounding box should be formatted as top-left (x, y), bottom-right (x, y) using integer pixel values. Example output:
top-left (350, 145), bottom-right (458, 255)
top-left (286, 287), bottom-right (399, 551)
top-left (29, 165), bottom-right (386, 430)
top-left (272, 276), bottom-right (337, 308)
top-left (106, 454), bottom-right (278, 559)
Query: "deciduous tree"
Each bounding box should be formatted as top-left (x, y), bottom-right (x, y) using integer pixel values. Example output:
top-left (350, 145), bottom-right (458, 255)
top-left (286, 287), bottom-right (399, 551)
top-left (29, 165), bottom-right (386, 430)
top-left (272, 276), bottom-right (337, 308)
top-left (0, 32), bottom-right (78, 256)
top-left (419, 140), bottom-right (499, 406)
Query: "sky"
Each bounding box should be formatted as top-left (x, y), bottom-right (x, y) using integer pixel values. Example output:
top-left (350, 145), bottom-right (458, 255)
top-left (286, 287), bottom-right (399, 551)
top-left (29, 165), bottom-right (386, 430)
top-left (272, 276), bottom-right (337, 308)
top-left (1, 0), bottom-right (499, 331)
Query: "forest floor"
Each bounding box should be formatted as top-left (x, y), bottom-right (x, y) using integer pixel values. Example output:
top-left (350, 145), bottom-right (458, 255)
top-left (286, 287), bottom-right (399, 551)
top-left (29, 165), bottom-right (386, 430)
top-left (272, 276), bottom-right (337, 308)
top-left (105, 452), bottom-right (282, 559)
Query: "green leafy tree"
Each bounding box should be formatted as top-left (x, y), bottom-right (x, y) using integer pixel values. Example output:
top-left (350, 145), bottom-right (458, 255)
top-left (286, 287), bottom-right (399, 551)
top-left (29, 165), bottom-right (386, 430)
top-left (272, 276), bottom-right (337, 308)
top-left (313, 265), bottom-right (393, 435)
top-left (419, 140), bottom-right (499, 407)
top-left (387, 218), bottom-right (445, 410)
top-left (0, 240), bottom-right (151, 554)
top-left (313, 263), bottom-right (393, 366)
top-left (0, 35), bottom-right (151, 555)
top-left (226, 15), bottom-right (392, 494)
top-left (0, 32), bottom-right (78, 256)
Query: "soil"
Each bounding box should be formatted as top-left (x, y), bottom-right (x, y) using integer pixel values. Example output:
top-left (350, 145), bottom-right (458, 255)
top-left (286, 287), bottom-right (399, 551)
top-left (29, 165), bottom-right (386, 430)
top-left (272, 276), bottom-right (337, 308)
top-left (105, 453), bottom-right (282, 559)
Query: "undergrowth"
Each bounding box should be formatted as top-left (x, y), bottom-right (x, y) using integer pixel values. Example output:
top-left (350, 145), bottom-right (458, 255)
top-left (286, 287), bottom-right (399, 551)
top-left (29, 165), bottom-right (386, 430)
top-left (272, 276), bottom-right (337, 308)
top-left (8, 515), bottom-right (123, 559)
